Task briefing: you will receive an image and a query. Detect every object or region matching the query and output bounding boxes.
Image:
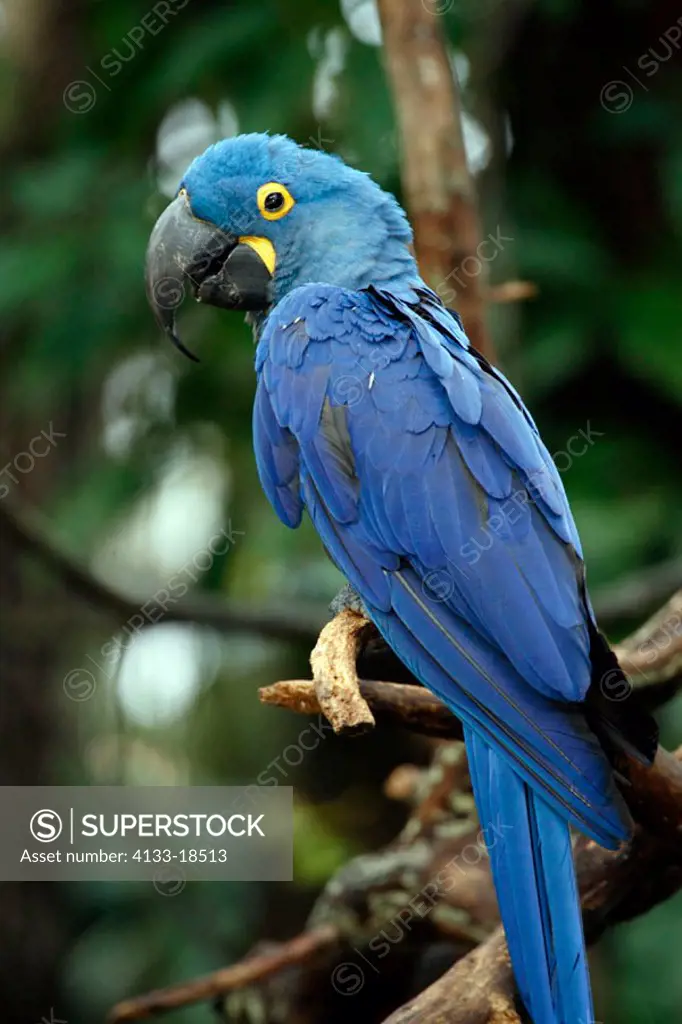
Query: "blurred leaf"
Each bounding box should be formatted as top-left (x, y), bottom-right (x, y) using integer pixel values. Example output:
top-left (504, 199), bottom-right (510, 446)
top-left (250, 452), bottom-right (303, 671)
top-left (293, 800), bottom-right (360, 883)
top-left (615, 279), bottom-right (682, 399)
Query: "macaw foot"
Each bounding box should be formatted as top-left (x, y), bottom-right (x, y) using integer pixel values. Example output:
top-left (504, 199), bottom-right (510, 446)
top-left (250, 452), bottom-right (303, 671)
top-left (310, 608), bottom-right (376, 735)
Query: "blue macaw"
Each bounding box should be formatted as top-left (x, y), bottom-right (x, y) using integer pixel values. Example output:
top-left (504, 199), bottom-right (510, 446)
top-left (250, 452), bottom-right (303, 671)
top-left (145, 133), bottom-right (657, 1024)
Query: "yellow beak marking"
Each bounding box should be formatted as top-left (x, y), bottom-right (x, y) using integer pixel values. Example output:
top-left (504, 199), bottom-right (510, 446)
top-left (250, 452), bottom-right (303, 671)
top-left (239, 236), bottom-right (276, 276)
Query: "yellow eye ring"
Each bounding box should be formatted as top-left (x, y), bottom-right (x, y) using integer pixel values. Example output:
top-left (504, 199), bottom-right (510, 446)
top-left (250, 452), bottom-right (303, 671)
top-left (257, 182), bottom-right (295, 221)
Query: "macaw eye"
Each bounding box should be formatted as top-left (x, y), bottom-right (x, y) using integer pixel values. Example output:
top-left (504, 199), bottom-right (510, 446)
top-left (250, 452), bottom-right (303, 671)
top-left (257, 182), bottom-right (295, 221)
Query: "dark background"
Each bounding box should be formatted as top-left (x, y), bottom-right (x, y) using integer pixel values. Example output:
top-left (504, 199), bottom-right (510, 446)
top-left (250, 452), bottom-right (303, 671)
top-left (1, 0), bottom-right (681, 1021)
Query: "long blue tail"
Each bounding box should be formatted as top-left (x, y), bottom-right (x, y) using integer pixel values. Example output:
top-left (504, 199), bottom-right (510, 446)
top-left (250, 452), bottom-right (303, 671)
top-left (465, 726), bottom-right (593, 1024)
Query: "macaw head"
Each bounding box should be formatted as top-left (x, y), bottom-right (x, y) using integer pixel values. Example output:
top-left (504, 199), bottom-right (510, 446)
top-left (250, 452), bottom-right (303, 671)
top-left (145, 132), bottom-right (417, 356)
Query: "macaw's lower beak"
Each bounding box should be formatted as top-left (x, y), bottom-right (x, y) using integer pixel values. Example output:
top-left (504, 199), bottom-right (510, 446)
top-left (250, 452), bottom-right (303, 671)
top-left (145, 192), bottom-right (273, 360)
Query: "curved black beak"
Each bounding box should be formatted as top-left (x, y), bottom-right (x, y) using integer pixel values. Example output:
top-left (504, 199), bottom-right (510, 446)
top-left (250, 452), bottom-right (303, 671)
top-left (145, 193), bottom-right (273, 360)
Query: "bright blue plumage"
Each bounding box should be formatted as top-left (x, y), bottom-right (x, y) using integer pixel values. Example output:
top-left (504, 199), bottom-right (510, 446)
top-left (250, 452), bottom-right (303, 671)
top-left (161, 134), bottom-right (654, 1024)
top-left (254, 282), bottom-right (615, 1023)
top-left (255, 282), bottom-right (628, 840)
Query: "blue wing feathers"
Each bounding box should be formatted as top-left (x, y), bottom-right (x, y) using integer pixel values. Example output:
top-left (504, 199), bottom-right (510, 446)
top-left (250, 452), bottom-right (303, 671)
top-left (452, 418), bottom-right (514, 499)
top-left (254, 281), bottom-right (628, 1023)
top-left (255, 279), bottom-right (617, 712)
top-left (252, 380), bottom-right (302, 528)
top-left (386, 565), bottom-right (625, 840)
top-left (373, 593), bottom-right (624, 848)
top-left (479, 375), bottom-right (547, 474)
top-left (300, 471), bottom-right (395, 612)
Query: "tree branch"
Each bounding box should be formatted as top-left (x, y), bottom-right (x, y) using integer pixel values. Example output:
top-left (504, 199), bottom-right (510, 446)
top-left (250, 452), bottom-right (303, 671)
top-left (376, 0), bottom-right (496, 362)
top-left (107, 925), bottom-right (340, 1022)
top-left (260, 678), bottom-right (463, 739)
top-left (261, 591), bottom-right (682, 738)
top-left (0, 493), bottom-right (324, 644)
top-left (615, 588), bottom-right (682, 686)
top-left (592, 556), bottom-right (682, 626)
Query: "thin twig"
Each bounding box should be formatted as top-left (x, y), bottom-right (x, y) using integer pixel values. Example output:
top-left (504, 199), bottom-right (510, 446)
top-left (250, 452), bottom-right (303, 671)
top-left (107, 925), bottom-right (339, 1022)
top-left (486, 280), bottom-right (538, 303)
top-left (0, 494), bottom-right (324, 644)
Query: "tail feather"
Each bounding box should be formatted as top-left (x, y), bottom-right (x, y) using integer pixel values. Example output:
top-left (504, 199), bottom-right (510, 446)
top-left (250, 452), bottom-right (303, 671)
top-left (465, 727), bottom-right (593, 1024)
